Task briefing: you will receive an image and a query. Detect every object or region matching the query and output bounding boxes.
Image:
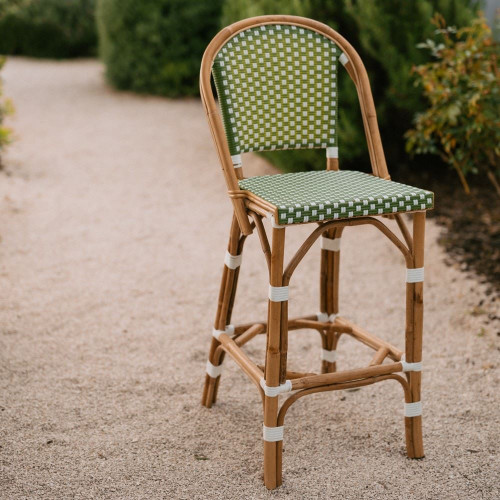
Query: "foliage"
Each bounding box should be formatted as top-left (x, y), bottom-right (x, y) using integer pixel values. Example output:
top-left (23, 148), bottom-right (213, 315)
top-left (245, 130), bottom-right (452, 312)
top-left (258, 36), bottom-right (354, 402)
top-left (0, 56), bottom-right (13, 165)
top-left (0, 0), bottom-right (97, 58)
top-left (349, 0), bottom-right (479, 159)
top-left (221, 0), bottom-right (479, 175)
top-left (221, 0), bottom-right (308, 27)
top-left (96, 0), bottom-right (224, 97)
top-left (406, 14), bottom-right (500, 194)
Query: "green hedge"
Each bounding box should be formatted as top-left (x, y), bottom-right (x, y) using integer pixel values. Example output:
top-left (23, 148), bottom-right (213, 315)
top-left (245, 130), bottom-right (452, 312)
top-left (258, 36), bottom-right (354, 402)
top-left (0, 56), bottom-right (13, 165)
top-left (96, 0), bottom-right (223, 97)
top-left (222, 0), bottom-right (479, 176)
top-left (0, 0), bottom-right (97, 58)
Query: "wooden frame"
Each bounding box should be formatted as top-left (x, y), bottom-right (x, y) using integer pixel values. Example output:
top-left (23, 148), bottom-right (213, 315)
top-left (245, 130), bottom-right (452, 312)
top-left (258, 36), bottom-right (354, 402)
top-left (200, 15), bottom-right (427, 490)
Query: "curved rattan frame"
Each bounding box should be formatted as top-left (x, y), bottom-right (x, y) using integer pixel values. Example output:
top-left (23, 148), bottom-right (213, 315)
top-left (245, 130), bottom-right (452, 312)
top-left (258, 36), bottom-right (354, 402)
top-left (200, 15), bottom-right (428, 490)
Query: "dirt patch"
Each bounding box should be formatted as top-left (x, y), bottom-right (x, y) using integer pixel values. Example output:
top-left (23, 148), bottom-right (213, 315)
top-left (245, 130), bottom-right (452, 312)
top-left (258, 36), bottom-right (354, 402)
top-left (404, 169), bottom-right (500, 335)
top-left (432, 177), bottom-right (499, 293)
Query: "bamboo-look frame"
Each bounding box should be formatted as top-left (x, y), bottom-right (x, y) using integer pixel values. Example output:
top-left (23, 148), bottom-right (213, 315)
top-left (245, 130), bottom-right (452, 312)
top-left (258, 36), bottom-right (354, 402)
top-left (200, 15), bottom-right (427, 490)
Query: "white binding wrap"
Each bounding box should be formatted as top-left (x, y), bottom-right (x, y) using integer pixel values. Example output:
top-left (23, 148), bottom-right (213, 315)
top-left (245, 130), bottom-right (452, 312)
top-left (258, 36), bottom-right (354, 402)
top-left (231, 154), bottom-right (242, 167)
top-left (321, 236), bottom-right (341, 252)
top-left (326, 146), bottom-right (338, 158)
top-left (321, 349), bottom-right (337, 363)
top-left (206, 360), bottom-right (223, 378)
top-left (269, 285), bottom-right (289, 302)
top-left (212, 324), bottom-right (235, 340)
top-left (316, 312), bottom-right (329, 322)
top-left (260, 378), bottom-right (292, 397)
top-left (263, 425), bottom-right (284, 442)
top-left (316, 312), bottom-right (338, 323)
top-left (339, 53), bottom-right (349, 66)
top-left (400, 355), bottom-right (422, 372)
top-left (406, 267), bottom-right (424, 283)
top-left (404, 401), bottom-right (423, 417)
top-left (224, 250), bottom-right (242, 269)
top-left (266, 212), bottom-right (285, 229)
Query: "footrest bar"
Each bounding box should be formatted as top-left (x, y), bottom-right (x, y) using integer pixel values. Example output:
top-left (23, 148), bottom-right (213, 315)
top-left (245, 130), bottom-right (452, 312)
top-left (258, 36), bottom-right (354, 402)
top-left (291, 362), bottom-right (403, 391)
top-left (232, 315), bottom-right (323, 336)
top-left (257, 365), bottom-right (317, 379)
top-left (235, 324), bottom-right (265, 347)
top-left (218, 334), bottom-right (264, 385)
top-left (335, 317), bottom-right (403, 359)
top-left (232, 315), bottom-right (351, 337)
top-left (369, 347), bottom-right (389, 366)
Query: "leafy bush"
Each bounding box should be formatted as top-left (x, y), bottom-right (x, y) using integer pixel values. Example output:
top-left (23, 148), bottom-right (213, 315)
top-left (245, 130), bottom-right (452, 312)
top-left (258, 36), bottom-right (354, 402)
top-left (221, 0), bottom-right (479, 175)
top-left (0, 56), bottom-right (13, 166)
top-left (96, 0), bottom-right (224, 97)
top-left (406, 14), bottom-right (500, 195)
top-left (221, 0), bottom-right (307, 27)
top-left (0, 0), bottom-right (97, 59)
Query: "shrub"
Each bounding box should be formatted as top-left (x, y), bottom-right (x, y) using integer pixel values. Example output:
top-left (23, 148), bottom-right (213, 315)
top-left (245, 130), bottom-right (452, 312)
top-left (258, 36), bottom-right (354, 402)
top-left (0, 0), bottom-right (97, 59)
top-left (0, 56), bottom-right (13, 166)
top-left (406, 14), bottom-right (500, 195)
top-left (96, 0), bottom-right (224, 97)
top-left (221, 0), bottom-right (308, 27)
top-left (221, 0), bottom-right (479, 175)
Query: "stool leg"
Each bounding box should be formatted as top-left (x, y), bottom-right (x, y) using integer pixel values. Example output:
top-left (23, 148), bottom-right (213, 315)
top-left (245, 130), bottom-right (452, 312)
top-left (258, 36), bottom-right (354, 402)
top-left (319, 228), bottom-right (342, 373)
top-left (405, 212), bottom-right (425, 458)
top-left (321, 329), bottom-right (339, 374)
top-left (202, 216), bottom-right (242, 408)
top-left (264, 227), bottom-right (286, 489)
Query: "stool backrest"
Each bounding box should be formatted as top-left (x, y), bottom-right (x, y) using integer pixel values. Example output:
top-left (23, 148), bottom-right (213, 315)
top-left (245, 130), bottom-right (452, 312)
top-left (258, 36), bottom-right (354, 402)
top-left (200, 16), bottom-right (389, 234)
top-left (212, 24), bottom-right (339, 162)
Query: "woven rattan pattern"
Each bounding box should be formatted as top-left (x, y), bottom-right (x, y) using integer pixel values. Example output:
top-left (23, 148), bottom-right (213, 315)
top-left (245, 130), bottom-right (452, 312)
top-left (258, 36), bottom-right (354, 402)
top-left (212, 24), bottom-right (339, 156)
top-left (239, 170), bottom-right (434, 225)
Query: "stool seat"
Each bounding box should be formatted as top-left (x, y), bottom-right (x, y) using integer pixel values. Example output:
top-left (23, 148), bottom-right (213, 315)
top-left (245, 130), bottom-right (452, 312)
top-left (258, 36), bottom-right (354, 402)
top-left (239, 170), bottom-right (434, 225)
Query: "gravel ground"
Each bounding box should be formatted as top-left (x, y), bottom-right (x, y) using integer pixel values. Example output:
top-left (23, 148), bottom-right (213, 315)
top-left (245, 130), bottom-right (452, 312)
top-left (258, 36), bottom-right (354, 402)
top-left (0, 58), bottom-right (498, 499)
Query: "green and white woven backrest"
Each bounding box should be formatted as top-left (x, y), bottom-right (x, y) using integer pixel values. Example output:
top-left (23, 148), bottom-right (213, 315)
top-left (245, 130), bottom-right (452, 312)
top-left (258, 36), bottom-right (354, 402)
top-left (212, 24), bottom-right (339, 167)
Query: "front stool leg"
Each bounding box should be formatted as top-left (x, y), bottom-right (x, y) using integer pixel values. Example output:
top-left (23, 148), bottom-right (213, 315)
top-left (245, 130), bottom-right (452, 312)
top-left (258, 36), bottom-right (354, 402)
top-left (202, 216), bottom-right (243, 408)
top-left (404, 211), bottom-right (425, 458)
top-left (263, 226), bottom-right (287, 489)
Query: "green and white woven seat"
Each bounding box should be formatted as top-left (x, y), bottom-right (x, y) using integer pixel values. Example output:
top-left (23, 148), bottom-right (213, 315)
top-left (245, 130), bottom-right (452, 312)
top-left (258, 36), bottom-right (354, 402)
top-left (240, 170), bottom-right (434, 225)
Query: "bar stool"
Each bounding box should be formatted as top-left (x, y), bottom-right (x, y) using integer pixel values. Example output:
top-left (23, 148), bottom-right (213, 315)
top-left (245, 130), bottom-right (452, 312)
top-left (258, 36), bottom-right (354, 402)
top-left (199, 15), bottom-right (433, 489)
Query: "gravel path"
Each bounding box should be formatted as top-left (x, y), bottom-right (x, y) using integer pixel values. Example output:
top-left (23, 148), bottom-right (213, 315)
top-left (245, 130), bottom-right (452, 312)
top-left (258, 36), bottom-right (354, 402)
top-left (0, 58), bottom-right (498, 499)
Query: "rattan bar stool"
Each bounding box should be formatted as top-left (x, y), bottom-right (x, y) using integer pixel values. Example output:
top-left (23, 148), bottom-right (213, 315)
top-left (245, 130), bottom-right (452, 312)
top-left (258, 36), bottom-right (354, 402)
top-left (200, 15), bottom-right (433, 489)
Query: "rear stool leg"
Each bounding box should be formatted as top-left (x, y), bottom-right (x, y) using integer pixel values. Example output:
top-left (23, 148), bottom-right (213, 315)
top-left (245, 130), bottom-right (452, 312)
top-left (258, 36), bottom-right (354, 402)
top-left (321, 330), bottom-right (339, 374)
top-left (319, 228), bottom-right (342, 373)
top-left (202, 216), bottom-right (243, 408)
top-left (404, 212), bottom-right (425, 458)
